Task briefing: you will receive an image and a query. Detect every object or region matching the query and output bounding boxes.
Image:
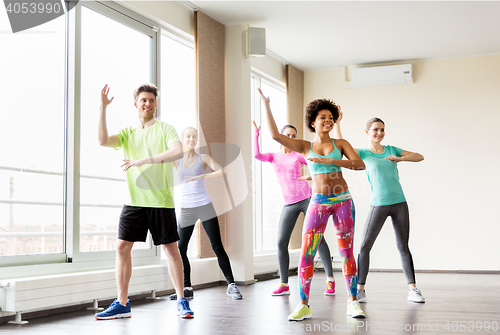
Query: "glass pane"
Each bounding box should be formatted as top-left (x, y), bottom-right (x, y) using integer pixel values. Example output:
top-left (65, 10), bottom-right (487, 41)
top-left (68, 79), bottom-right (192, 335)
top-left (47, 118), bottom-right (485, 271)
top-left (80, 6), bottom-right (152, 252)
top-left (0, 16), bottom-right (65, 257)
top-left (259, 81), bottom-right (286, 251)
top-left (161, 34), bottom-right (196, 132)
top-left (160, 33), bottom-right (197, 259)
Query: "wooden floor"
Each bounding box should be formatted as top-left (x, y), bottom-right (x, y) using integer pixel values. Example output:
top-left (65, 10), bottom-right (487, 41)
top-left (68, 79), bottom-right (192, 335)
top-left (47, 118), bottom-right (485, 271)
top-left (1, 271), bottom-right (499, 334)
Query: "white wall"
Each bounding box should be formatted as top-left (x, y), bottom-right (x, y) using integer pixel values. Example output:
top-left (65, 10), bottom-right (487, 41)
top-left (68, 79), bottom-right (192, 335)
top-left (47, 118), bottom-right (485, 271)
top-left (251, 55), bottom-right (286, 84)
top-left (225, 24), bottom-right (255, 283)
top-left (120, 0), bottom-right (194, 37)
top-left (305, 55), bottom-right (500, 271)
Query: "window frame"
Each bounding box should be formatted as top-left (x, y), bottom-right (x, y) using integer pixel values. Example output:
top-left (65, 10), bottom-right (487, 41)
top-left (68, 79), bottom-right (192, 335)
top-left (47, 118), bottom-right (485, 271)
top-left (0, 15), bottom-right (66, 269)
top-left (158, 27), bottom-right (197, 261)
top-left (0, 1), bottom-right (170, 278)
top-left (251, 70), bottom-right (287, 253)
top-left (68, 1), bottom-right (160, 265)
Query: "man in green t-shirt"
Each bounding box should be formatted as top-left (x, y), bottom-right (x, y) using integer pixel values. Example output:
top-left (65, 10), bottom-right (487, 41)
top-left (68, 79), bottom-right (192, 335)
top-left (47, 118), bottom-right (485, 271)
top-left (95, 84), bottom-right (194, 319)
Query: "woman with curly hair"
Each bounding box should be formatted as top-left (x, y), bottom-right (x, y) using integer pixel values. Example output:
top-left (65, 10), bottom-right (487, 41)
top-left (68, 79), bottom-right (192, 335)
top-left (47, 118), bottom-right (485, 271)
top-left (258, 89), bottom-right (366, 321)
top-left (252, 121), bottom-right (336, 297)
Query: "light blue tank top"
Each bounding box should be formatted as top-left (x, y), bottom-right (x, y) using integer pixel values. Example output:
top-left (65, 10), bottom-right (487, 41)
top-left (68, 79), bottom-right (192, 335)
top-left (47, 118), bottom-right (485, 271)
top-left (357, 145), bottom-right (406, 206)
top-left (307, 139), bottom-right (342, 175)
top-left (177, 154), bottom-right (211, 208)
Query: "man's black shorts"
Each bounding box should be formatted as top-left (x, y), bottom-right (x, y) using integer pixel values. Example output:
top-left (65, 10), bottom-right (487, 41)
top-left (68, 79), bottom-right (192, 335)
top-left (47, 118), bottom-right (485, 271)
top-left (118, 205), bottom-right (179, 246)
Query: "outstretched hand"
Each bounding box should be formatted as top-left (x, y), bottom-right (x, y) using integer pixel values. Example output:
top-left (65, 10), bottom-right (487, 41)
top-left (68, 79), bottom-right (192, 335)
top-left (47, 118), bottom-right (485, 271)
top-left (252, 120), bottom-right (261, 131)
top-left (337, 106), bottom-right (343, 123)
top-left (386, 156), bottom-right (403, 163)
top-left (101, 84), bottom-right (114, 107)
top-left (257, 88), bottom-right (270, 104)
top-left (308, 157), bottom-right (330, 165)
top-left (185, 175), bottom-right (204, 183)
top-left (121, 159), bottom-right (145, 171)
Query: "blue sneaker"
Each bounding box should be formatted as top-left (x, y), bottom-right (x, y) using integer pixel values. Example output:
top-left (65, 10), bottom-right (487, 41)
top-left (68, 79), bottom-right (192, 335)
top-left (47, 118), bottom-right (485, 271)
top-left (177, 298), bottom-right (194, 318)
top-left (95, 299), bottom-right (131, 320)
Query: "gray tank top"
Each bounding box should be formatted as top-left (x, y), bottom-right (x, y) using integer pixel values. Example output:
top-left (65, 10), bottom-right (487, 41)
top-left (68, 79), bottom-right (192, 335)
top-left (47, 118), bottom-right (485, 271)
top-left (177, 154), bottom-right (211, 208)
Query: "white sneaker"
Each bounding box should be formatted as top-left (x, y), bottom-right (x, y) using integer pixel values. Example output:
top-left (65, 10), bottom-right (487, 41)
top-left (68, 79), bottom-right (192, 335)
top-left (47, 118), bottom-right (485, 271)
top-left (357, 288), bottom-right (367, 302)
top-left (408, 287), bottom-right (425, 303)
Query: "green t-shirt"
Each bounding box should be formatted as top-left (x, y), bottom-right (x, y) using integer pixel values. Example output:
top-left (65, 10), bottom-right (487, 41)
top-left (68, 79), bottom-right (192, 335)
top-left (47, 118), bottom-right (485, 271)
top-left (357, 145), bottom-right (406, 206)
top-left (115, 120), bottom-right (180, 208)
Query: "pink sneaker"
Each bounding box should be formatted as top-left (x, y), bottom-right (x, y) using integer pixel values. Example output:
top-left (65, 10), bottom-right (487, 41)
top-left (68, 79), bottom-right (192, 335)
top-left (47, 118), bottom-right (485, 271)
top-left (272, 284), bottom-right (290, 296)
top-left (324, 279), bottom-right (335, 295)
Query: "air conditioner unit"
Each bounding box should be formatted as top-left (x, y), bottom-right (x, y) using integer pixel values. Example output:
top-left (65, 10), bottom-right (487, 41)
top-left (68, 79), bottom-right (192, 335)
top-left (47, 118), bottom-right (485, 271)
top-left (349, 64), bottom-right (413, 88)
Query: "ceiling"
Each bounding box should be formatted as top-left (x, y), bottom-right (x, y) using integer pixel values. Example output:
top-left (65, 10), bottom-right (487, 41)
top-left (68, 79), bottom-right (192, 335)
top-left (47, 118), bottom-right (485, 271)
top-left (187, 1), bottom-right (500, 72)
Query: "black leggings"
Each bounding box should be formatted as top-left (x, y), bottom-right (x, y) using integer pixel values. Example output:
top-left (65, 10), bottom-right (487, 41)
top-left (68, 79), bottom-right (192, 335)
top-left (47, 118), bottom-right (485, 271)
top-left (177, 202), bottom-right (234, 287)
top-left (357, 201), bottom-right (416, 285)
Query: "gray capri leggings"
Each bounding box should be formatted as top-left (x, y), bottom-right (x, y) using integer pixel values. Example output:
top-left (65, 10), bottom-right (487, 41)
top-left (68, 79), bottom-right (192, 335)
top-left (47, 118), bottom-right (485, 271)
top-left (357, 201), bottom-right (416, 285)
top-left (278, 197), bottom-right (334, 284)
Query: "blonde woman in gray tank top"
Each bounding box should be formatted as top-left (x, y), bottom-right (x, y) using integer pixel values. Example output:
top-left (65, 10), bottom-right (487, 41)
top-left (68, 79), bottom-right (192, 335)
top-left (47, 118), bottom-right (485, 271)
top-left (169, 127), bottom-right (242, 301)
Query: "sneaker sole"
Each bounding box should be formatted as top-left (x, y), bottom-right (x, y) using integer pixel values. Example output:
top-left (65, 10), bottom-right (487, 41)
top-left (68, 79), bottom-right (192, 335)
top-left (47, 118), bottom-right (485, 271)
top-left (227, 292), bottom-right (243, 300)
top-left (177, 311), bottom-right (194, 318)
top-left (408, 298), bottom-right (425, 303)
top-left (346, 311), bottom-right (366, 318)
top-left (358, 297), bottom-right (367, 303)
top-left (288, 313), bottom-right (311, 321)
top-left (95, 312), bottom-right (131, 320)
top-left (170, 296), bottom-right (194, 301)
top-left (324, 292), bottom-right (336, 296)
top-left (272, 291), bottom-right (291, 296)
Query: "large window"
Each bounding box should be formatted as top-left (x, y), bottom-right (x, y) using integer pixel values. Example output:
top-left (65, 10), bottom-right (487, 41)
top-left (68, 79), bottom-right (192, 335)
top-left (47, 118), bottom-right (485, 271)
top-left (160, 31), bottom-right (197, 259)
top-left (251, 73), bottom-right (287, 252)
top-left (160, 32), bottom-right (196, 133)
top-left (0, 14), bottom-right (65, 262)
top-left (0, 1), bottom-right (199, 274)
top-left (79, 5), bottom-right (153, 253)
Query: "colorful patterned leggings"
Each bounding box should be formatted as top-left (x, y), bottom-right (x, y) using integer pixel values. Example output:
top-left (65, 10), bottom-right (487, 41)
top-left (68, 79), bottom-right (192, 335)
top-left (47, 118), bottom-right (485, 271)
top-left (299, 190), bottom-right (357, 300)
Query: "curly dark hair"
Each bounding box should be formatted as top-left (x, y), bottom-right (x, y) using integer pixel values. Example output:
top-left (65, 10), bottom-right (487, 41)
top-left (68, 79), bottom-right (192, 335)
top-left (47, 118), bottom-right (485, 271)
top-left (304, 99), bottom-right (339, 133)
top-left (133, 83), bottom-right (159, 101)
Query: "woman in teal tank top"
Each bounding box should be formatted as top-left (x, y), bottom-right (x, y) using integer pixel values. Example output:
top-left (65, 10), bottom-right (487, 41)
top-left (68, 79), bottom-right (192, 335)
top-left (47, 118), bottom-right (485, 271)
top-left (258, 88), bottom-right (367, 321)
top-left (334, 114), bottom-right (426, 304)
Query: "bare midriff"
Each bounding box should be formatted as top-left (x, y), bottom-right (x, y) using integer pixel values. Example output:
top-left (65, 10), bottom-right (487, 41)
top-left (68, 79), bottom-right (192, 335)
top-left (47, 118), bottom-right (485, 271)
top-left (311, 171), bottom-right (349, 195)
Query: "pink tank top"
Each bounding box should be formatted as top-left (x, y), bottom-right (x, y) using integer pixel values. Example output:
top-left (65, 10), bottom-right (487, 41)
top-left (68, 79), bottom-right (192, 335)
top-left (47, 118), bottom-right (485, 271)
top-left (253, 128), bottom-right (312, 205)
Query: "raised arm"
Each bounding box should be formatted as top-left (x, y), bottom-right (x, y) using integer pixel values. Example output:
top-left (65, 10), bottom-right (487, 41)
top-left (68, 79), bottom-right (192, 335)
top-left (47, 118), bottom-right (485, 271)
top-left (258, 88), bottom-right (309, 155)
top-left (98, 85), bottom-right (120, 147)
top-left (386, 150), bottom-right (424, 163)
top-left (331, 109), bottom-right (358, 154)
top-left (252, 120), bottom-right (274, 162)
top-left (308, 139), bottom-right (365, 170)
top-left (332, 108), bottom-right (343, 140)
top-left (121, 141), bottom-right (183, 171)
top-left (339, 139), bottom-right (365, 169)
